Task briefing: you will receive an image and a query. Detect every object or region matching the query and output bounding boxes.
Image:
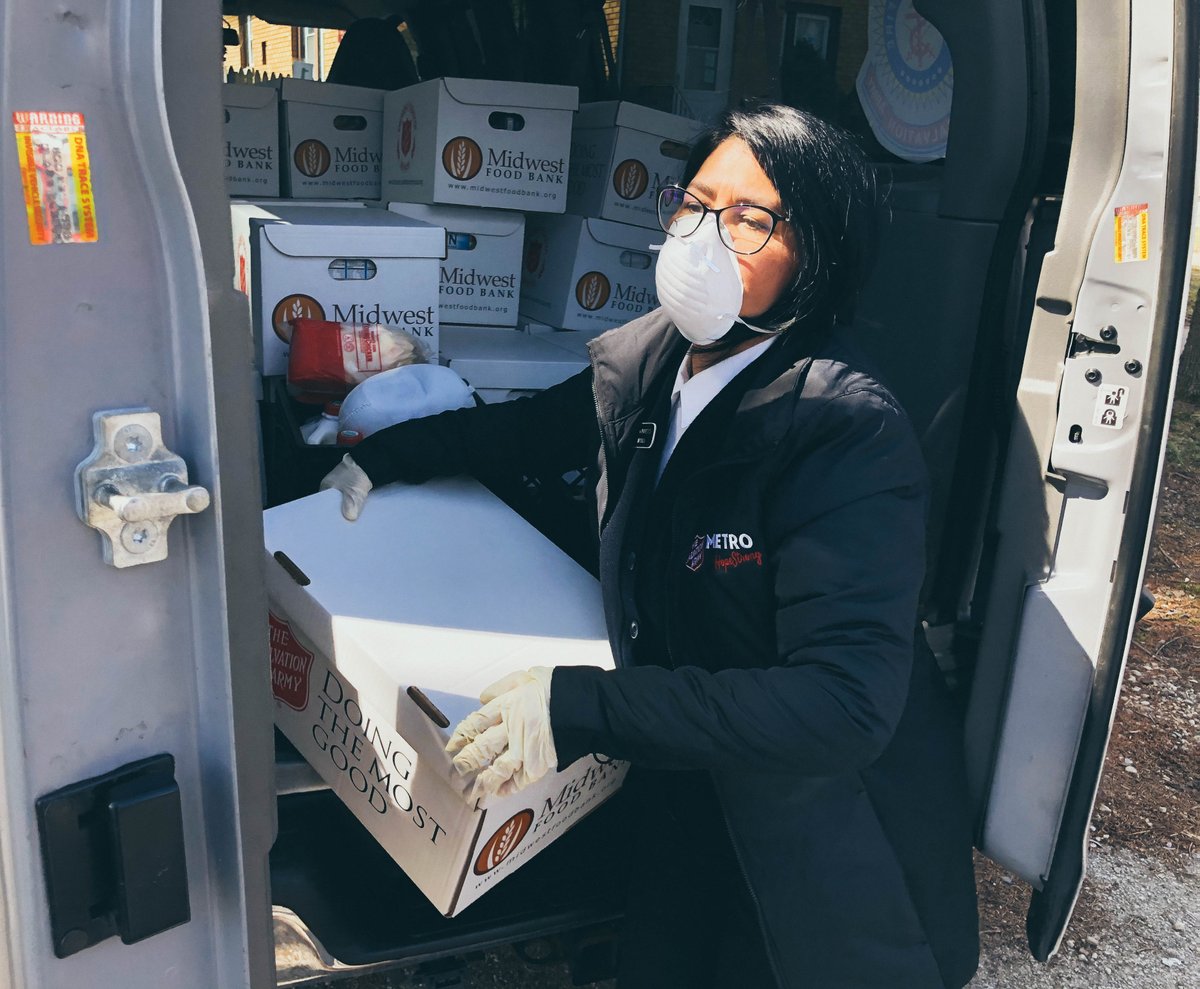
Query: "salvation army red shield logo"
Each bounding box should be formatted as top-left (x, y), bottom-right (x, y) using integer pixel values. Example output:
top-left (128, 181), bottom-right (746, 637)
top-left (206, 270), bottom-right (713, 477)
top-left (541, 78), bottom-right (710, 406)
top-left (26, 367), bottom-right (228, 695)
top-left (473, 809), bottom-right (535, 875)
top-left (685, 535), bottom-right (705, 572)
top-left (269, 612), bottom-right (315, 711)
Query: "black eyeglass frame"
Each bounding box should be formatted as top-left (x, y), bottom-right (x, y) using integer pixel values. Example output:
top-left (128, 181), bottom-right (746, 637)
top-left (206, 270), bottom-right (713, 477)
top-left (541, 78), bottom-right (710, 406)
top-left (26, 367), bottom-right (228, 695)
top-left (656, 184), bottom-right (792, 256)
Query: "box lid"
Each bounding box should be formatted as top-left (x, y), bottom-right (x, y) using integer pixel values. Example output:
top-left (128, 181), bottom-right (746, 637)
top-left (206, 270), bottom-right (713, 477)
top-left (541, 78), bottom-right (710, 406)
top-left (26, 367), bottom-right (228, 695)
top-left (386, 202), bottom-right (525, 239)
top-left (223, 83), bottom-right (277, 111)
top-left (254, 205), bottom-right (446, 259)
top-left (583, 216), bottom-right (664, 253)
top-left (440, 77), bottom-right (579, 112)
top-left (574, 100), bottom-right (703, 144)
top-left (275, 78), bottom-right (385, 112)
top-left (263, 481), bottom-right (610, 711)
top-left (440, 326), bottom-right (589, 390)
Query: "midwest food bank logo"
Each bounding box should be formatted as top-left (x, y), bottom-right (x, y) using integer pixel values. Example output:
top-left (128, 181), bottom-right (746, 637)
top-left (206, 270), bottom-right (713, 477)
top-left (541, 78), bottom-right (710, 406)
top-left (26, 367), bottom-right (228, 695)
top-left (575, 271), bottom-right (611, 311)
top-left (612, 158), bottom-right (649, 200)
top-left (473, 809), bottom-right (534, 875)
top-left (271, 294), bottom-right (325, 342)
top-left (294, 139), bottom-right (332, 177)
top-left (269, 612), bottom-right (315, 711)
top-left (442, 136), bottom-right (483, 180)
top-left (396, 103), bottom-right (417, 170)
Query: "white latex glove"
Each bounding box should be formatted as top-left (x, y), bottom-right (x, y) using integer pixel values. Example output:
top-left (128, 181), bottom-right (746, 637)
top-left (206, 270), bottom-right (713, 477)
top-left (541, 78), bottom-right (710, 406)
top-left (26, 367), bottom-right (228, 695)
top-left (446, 667), bottom-right (556, 802)
top-left (319, 454), bottom-right (373, 521)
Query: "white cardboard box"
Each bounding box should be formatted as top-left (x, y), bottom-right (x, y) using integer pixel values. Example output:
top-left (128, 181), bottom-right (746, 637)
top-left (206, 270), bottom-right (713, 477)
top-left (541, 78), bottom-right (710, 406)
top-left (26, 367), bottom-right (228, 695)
top-left (520, 214), bottom-right (662, 332)
top-left (386, 204), bottom-right (524, 327)
top-left (230, 203), bottom-right (444, 375)
top-left (276, 78), bottom-right (384, 199)
top-left (382, 78), bottom-right (578, 212)
top-left (567, 101), bottom-right (702, 230)
top-left (440, 325), bottom-right (589, 402)
top-left (223, 84), bottom-right (281, 197)
top-left (264, 482), bottom-right (626, 916)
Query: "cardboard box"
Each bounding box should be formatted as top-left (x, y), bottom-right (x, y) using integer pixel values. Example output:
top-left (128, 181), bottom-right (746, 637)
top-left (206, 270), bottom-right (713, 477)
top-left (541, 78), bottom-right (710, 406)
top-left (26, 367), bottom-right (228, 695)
top-left (230, 203), bottom-right (444, 375)
top-left (277, 78), bottom-right (384, 199)
top-left (520, 214), bottom-right (662, 332)
top-left (223, 84), bottom-right (280, 197)
top-left (386, 204), bottom-right (524, 327)
top-left (567, 101), bottom-right (702, 230)
top-left (440, 325), bottom-right (589, 402)
top-left (264, 481), bottom-right (627, 916)
top-left (382, 78), bottom-right (578, 212)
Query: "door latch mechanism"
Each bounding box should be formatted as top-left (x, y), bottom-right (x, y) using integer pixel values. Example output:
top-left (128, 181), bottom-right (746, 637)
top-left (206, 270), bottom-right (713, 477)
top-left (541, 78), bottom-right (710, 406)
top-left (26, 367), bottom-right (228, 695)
top-left (75, 409), bottom-right (211, 568)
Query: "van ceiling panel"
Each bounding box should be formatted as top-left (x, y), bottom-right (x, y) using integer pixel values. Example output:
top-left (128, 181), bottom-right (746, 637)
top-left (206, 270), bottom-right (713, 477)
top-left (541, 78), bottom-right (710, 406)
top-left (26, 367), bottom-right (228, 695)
top-left (222, 1), bottom-right (401, 30)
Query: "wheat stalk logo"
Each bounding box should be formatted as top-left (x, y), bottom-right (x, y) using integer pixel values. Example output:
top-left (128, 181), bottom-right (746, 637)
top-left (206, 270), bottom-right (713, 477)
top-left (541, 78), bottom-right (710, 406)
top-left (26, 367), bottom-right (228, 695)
top-left (576, 272), bottom-right (611, 311)
top-left (613, 159), bottom-right (649, 200)
top-left (473, 809), bottom-right (534, 875)
top-left (453, 141), bottom-right (468, 178)
top-left (294, 140), bottom-right (330, 177)
top-left (442, 137), bottom-right (482, 180)
top-left (271, 294), bottom-right (325, 343)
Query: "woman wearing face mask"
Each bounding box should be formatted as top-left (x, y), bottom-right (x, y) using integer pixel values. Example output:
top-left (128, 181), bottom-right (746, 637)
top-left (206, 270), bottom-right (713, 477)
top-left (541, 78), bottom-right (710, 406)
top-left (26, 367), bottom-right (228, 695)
top-left (321, 103), bottom-right (979, 989)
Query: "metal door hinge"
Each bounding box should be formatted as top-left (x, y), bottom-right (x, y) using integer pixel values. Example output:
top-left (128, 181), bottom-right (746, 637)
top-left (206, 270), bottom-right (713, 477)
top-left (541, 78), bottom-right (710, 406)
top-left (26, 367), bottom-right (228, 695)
top-left (74, 409), bottom-right (211, 567)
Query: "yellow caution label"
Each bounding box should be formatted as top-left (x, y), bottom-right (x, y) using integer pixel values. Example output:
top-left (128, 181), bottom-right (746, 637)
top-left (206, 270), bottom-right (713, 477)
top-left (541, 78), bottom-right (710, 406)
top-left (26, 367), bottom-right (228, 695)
top-left (1114, 202), bottom-right (1149, 264)
top-left (12, 111), bottom-right (98, 245)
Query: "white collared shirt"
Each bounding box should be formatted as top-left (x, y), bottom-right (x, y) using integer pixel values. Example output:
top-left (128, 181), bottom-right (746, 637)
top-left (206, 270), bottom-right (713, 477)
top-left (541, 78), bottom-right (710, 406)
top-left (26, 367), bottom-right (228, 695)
top-left (656, 336), bottom-right (777, 481)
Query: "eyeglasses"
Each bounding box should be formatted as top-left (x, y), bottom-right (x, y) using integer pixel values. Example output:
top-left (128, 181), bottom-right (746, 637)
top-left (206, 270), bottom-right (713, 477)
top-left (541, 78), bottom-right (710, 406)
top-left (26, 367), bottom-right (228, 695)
top-left (656, 185), bottom-right (789, 256)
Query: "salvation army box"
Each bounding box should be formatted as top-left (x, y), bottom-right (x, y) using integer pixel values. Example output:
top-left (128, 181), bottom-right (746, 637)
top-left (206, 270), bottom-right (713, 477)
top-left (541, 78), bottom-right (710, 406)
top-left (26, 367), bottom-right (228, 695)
top-left (440, 325), bottom-right (588, 404)
top-left (386, 203), bottom-right (524, 327)
top-left (230, 203), bottom-right (444, 375)
top-left (276, 78), bottom-right (384, 199)
top-left (381, 78), bottom-right (578, 212)
top-left (222, 84), bottom-right (280, 197)
top-left (520, 214), bottom-right (662, 333)
top-left (567, 101), bottom-right (701, 230)
top-left (264, 481), bottom-right (627, 916)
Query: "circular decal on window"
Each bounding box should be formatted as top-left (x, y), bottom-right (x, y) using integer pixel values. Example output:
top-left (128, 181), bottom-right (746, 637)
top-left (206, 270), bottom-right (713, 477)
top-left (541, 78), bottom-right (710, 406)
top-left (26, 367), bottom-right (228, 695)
top-left (473, 809), bottom-right (534, 875)
top-left (612, 159), bottom-right (650, 201)
top-left (575, 271), bottom-right (611, 311)
top-left (293, 139), bottom-right (332, 177)
top-left (442, 136), bottom-right (483, 180)
top-left (271, 294), bottom-right (325, 343)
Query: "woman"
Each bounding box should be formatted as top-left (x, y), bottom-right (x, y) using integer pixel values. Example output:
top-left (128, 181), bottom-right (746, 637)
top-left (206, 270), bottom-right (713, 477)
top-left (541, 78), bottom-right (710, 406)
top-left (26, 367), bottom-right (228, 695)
top-left (322, 103), bottom-right (980, 988)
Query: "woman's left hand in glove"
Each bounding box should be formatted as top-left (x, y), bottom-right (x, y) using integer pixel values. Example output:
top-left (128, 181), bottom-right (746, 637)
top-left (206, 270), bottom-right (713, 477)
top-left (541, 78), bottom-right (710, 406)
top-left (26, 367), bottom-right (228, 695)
top-left (446, 667), bottom-right (556, 802)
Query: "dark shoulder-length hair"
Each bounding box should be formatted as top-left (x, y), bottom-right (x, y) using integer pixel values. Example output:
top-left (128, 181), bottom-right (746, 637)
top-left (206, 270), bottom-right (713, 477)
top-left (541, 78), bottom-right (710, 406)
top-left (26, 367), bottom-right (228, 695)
top-left (679, 103), bottom-right (879, 329)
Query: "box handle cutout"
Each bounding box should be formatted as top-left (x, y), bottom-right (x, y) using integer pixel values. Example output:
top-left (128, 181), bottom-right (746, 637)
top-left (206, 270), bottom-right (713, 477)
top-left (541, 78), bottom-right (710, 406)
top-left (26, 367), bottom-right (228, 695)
top-left (273, 551), bottom-right (310, 586)
top-left (447, 232), bottom-right (477, 251)
top-left (333, 115), bottom-right (367, 131)
top-left (328, 258), bottom-right (378, 280)
top-left (488, 111), bottom-right (525, 132)
top-left (223, 110), bottom-right (230, 124)
top-left (407, 686), bottom-right (450, 729)
top-left (659, 139), bottom-right (692, 160)
top-left (619, 250), bottom-right (652, 270)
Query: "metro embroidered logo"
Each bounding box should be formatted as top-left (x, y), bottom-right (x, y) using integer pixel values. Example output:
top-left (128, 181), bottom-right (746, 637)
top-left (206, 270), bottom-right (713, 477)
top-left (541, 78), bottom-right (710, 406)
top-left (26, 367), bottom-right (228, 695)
top-left (612, 158), bottom-right (649, 200)
top-left (269, 612), bottom-right (315, 711)
top-left (575, 271), bottom-right (611, 311)
top-left (271, 294), bottom-right (325, 343)
top-left (442, 136), bottom-right (483, 180)
top-left (396, 103), bottom-right (417, 170)
top-left (294, 139), bottom-right (332, 177)
top-left (685, 535), bottom-right (705, 572)
top-left (473, 809), bottom-right (535, 875)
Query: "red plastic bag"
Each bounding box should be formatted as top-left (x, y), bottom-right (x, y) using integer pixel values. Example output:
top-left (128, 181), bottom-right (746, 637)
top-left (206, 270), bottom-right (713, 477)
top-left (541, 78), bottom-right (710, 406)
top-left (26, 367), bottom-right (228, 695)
top-left (287, 319), bottom-right (426, 404)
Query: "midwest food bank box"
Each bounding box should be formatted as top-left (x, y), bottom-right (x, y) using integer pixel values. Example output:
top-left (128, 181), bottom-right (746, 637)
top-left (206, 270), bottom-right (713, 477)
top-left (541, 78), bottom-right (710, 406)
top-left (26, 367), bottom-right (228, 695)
top-left (264, 481), bottom-right (627, 916)
top-left (386, 203), bottom-right (524, 327)
top-left (440, 325), bottom-right (588, 403)
top-left (567, 101), bottom-right (701, 230)
top-left (520, 214), bottom-right (661, 332)
top-left (222, 84), bottom-right (280, 197)
top-left (230, 203), bottom-right (444, 375)
top-left (276, 78), bottom-right (384, 199)
top-left (382, 78), bottom-right (577, 212)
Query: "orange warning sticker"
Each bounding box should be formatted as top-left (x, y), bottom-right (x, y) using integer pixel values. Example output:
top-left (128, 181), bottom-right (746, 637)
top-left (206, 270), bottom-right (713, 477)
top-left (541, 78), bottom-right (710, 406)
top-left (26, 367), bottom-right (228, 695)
top-left (1113, 202), bottom-right (1149, 264)
top-left (12, 111), bottom-right (98, 245)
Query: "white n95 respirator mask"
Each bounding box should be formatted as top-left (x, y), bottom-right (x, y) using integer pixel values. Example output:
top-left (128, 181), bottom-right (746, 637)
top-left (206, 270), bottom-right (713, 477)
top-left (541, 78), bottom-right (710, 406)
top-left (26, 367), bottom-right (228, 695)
top-left (651, 214), bottom-right (774, 346)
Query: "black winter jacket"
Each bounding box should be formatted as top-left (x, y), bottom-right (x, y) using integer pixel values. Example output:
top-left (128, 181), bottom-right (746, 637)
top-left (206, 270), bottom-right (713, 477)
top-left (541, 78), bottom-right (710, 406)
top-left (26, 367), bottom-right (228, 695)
top-left (353, 310), bottom-right (980, 989)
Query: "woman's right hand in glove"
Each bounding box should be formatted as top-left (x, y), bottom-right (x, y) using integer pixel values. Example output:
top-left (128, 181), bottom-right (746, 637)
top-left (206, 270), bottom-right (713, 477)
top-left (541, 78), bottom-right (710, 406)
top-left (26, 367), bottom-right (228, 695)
top-left (319, 454), bottom-right (373, 521)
